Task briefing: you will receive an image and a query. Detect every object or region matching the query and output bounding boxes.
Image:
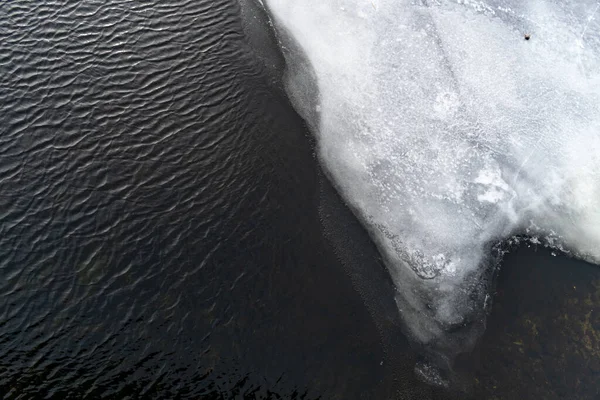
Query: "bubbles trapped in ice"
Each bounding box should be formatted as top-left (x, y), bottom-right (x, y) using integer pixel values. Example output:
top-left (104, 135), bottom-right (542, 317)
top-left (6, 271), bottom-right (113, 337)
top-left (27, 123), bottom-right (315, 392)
top-left (260, 0), bottom-right (600, 378)
top-left (415, 359), bottom-right (450, 388)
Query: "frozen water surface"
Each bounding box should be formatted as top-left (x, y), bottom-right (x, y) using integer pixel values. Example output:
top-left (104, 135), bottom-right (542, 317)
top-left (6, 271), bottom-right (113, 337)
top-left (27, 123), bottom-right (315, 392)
top-left (259, 0), bottom-right (600, 381)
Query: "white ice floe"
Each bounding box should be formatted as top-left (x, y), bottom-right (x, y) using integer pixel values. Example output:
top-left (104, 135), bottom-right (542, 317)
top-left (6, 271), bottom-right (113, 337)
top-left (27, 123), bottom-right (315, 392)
top-left (259, 0), bottom-right (600, 381)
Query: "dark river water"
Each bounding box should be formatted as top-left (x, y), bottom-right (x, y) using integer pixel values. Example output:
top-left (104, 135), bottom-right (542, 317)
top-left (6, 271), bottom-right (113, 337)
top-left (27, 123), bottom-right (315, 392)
top-left (0, 1), bottom-right (598, 399)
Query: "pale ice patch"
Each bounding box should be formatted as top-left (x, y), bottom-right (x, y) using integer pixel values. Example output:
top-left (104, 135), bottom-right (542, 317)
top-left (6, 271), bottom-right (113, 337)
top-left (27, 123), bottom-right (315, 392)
top-left (474, 168), bottom-right (512, 203)
top-left (258, 0), bottom-right (600, 381)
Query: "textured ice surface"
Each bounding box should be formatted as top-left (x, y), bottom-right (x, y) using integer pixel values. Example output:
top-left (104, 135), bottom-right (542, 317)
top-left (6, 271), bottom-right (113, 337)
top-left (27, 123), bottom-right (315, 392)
top-left (261, 0), bottom-right (600, 371)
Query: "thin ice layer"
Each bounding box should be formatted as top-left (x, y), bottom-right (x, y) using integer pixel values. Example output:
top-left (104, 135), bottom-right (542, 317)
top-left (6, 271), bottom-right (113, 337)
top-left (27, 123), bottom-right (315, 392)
top-left (262, 0), bottom-right (600, 357)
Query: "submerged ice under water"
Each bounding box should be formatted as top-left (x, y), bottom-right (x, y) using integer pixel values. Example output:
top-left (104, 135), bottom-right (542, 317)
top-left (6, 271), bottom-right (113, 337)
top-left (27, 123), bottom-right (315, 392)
top-left (260, 0), bottom-right (600, 374)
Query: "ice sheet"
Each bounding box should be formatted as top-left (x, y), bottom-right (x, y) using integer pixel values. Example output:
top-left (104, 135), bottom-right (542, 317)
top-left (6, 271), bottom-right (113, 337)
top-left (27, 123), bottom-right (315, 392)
top-left (259, 0), bottom-right (600, 381)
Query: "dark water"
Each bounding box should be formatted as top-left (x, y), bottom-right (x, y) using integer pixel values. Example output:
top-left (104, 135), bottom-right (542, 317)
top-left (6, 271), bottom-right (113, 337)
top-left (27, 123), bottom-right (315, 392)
top-left (0, 1), bottom-right (598, 399)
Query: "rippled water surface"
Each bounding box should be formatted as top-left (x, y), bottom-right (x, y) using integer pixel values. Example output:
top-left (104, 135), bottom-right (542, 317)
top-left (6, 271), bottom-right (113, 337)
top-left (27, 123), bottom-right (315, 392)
top-left (1, 0), bottom-right (383, 397)
top-left (1, 0), bottom-right (599, 399)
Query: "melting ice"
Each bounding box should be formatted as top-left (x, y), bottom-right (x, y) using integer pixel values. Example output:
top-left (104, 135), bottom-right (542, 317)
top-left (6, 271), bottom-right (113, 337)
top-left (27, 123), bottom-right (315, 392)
top-left (260, 0), bottom-right (600, 380)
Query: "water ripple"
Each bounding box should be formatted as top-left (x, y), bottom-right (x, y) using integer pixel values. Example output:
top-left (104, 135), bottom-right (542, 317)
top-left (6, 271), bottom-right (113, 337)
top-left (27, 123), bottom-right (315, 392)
top-left (0, 0), bottom-right (322, 397)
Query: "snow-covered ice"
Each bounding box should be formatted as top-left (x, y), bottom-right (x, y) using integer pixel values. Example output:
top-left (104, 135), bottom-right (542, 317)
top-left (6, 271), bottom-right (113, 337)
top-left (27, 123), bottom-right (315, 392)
top-left (259, 0), bottom-right (600, 382)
